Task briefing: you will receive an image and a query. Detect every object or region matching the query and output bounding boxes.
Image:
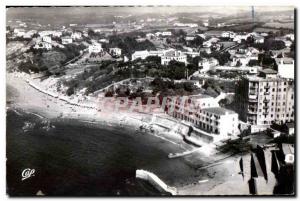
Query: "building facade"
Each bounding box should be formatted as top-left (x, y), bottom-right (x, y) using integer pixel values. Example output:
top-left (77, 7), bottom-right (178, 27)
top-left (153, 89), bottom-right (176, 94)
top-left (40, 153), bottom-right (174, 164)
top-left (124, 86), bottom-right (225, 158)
top-left (166, 95), bottom-right (239, 140)
top-left (235, 69), bottom-right (294, 132)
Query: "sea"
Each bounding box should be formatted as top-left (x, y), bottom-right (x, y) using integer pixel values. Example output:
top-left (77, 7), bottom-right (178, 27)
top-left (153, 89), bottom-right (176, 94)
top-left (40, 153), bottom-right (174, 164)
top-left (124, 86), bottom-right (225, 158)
top-left (6, 109), bottom-right (203, 196)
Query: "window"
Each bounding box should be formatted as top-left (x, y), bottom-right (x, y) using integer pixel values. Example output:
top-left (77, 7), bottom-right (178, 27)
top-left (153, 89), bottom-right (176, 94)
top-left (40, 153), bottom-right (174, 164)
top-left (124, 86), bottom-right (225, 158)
top-left (284, 88), bottom-right (286, 92)
top-left (272, 88), bottom-right (275, 92)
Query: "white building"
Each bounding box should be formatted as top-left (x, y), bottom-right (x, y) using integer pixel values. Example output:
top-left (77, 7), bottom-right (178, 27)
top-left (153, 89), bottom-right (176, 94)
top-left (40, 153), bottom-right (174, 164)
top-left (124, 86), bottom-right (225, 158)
top-left (132, 50), bottom-right (151, 60)
top-left (42, 36), bottom-right (52, 43)
top-left (275, 57), bottom-right (294, 79)
top-left (109, 48), bottom-right (122, 56)
top-left (233, 34), bottom-right (249, 43)
top-left (186, 35), bottom-right (196, 41)
top-left (14, 28), bottom-right (26, 37)
top-left (23, 30), bottom-right (37, 38)
top-left (285, 34), bottom-right (294, 41)
top-left (146, 33), bottom-right (155, 40)
top-left (235, 69), bottom-right (294, 132)
top-left (61, 37), bottom-right (73, 44)
top-left (162, 32), bottom-right (172, 36)
top-left (161, 49), bottom-right (187, 65)
top-left (198, 58), bottom-right (219, 72)
top-left (222, 31), bottom-right (236, 38)
top-left (166, 95), bottom-right (239, 141)
top-left (99, 39), bottom-right (109, 43)
top-left (254, 36), bottom-right (265, 44)
top-left (33, 41), bottom-right (52, 50)
top-left (174, 23), bottom-right (198, 27)
top-left (71, 32), bottom-right (82, 40)
top-left (88, 43), bottom-right (103, 53)
top-left (52, 31), bottom-right (62, 37)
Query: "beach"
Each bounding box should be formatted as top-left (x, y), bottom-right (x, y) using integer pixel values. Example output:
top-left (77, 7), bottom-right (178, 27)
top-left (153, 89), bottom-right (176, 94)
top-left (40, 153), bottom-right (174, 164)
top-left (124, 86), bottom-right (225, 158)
top-left (6, 72), bottom-right (277, 195)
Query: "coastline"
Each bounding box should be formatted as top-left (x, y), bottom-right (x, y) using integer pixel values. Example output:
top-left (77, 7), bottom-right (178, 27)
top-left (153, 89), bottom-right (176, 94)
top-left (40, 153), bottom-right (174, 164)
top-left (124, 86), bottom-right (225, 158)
top-left (6, 72), bottom-right (277, 195)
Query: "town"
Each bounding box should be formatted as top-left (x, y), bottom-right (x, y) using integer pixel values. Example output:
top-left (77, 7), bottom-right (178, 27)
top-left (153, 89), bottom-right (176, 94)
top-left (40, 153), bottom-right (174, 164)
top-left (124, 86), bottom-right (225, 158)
top-left (6, 6), bottom-right (295, 196)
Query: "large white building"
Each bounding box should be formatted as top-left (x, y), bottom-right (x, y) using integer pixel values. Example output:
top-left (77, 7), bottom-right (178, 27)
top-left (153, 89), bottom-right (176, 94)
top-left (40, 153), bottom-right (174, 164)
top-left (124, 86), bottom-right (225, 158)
top-left (198, 58), bottom-right (219, 72)
top-left (109, 48), bottom-right (122, 57)
top-left (42, 36), bottom-right (52, 43)
top-left (160, 49), bottom-right (187, 65)
top-left (275, 57), bottom-right (294, 79)
top-left (88, 43), bottom-right (103, 53)
top-left (14, 28), bottom-right (26, 37)
top-left (71, 32), bottom-right (82, 40)
top-left (61, 36), bottom-right (73, 44)
top-left (33, 41), bottom-right (52, 50)
top-left (166, 95), bottom-right (239, 141)
top-left (235, 69), bottom-right (294, 132)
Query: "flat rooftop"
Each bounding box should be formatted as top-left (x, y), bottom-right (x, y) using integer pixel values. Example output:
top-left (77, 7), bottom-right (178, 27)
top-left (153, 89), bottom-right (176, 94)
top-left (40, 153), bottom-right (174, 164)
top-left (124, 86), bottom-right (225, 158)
top-left (202, 107), bottom-right (236, 115)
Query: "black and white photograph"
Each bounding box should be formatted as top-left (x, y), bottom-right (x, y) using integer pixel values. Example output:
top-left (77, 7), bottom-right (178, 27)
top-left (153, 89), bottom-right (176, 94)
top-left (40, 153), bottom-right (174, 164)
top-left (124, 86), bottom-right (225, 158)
top-left (5, 4), bottom-right (295, 196)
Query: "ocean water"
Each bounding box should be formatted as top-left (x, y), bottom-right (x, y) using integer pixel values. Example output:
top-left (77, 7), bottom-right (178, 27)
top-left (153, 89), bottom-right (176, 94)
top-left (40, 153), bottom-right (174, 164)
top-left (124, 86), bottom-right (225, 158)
top-left (6, 109), bottom-right (201, 196)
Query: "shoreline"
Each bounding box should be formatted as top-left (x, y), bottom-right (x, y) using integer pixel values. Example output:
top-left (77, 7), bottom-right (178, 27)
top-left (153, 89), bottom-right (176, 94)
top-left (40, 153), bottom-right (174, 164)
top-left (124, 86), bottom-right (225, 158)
top-left (6, 72), bottom-right (277, 195)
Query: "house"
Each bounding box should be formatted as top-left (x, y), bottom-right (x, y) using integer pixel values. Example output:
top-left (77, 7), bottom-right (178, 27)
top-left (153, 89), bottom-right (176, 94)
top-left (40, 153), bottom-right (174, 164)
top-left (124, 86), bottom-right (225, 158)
top-left (136, 38), bottom-right (147, 42)
top-left (184, 51), bottom-right (200, 58)
top-left (254, 36), bottom-right (265, 44)
top-left (52, 31), bottom-right (62, 37)
top-left (109, 48), bottom-right (122, 57)
top-left (38, 30), bottom-right (54, 37)
top-left (23, 30), bottom-right (37, 39)
top-left (14, 28), bottom-right (26, 37)
top-left (61, 36), bottom-right (73, 44)
top-left (233, 34), bottom-right (249, 43)
top-left (132, 50), bottom-right (151, 60)
top-left (185, 35), bottom-right (196, 41)
top-left (162, 32), bottom-right (172, 36)
top-left (221, 31), bottom-right (236, 38)
top-left (275, 57), bottom-right (294, 79)
top-left (71, 32), bottom-right (82, 40)
top-left (199, 47), bottom-right (211, 54)
top-left (160, 49), bottom-right (187, 65)
top-left (197, 34), bottom-right (206, 40)
top-left (231, 55), bottom-right (251, 67)
top-left (203, 22), bottom-right (209, 27)
top-left (33, 41), bottom-right (52, 50)
top-left (88, 43), bottom-right (102, 53)
top-left (174, 23), bottom-right (198, 28)
top-left (146, 33), bottom-right (155, 40)
top-left (285, 34), bottom-right (294, 41)
top-left (198, 58), bottom-right (219, 72)
top-left (42, 36), bottom-right (52, 43)
top-left (99, 39), bottom-right (109, 43)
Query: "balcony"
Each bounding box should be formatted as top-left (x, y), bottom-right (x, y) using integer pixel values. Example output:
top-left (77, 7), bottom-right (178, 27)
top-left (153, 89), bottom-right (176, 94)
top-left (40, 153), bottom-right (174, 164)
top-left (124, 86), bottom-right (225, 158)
top-left (248, 110), bottom-right (258, 114)
top-left (249, 94), bottom-right (257, 99)
top-left (264, 91), bottom-right (270, 95)
top-left (263, 112), bottom-right (269, 115)
top-left (264, 85), bottom-right (270, 89)
top-left (263, 105), bottom-right (269, 109)
top-left (250, 87), bottom-right (258, 91)
top-left (263, 99), bottom-right (270, 103)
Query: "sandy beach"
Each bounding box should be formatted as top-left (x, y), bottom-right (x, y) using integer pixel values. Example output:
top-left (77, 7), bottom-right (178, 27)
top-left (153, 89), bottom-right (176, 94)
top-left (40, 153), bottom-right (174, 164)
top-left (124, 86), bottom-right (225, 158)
top-left (6, 72), bottom-right (278, 195)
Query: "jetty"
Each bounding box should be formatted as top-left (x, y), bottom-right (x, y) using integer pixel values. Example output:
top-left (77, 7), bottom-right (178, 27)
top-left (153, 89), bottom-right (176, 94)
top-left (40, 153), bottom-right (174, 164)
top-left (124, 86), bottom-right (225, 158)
top-left (136, 169), bottom-right (177, 195)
